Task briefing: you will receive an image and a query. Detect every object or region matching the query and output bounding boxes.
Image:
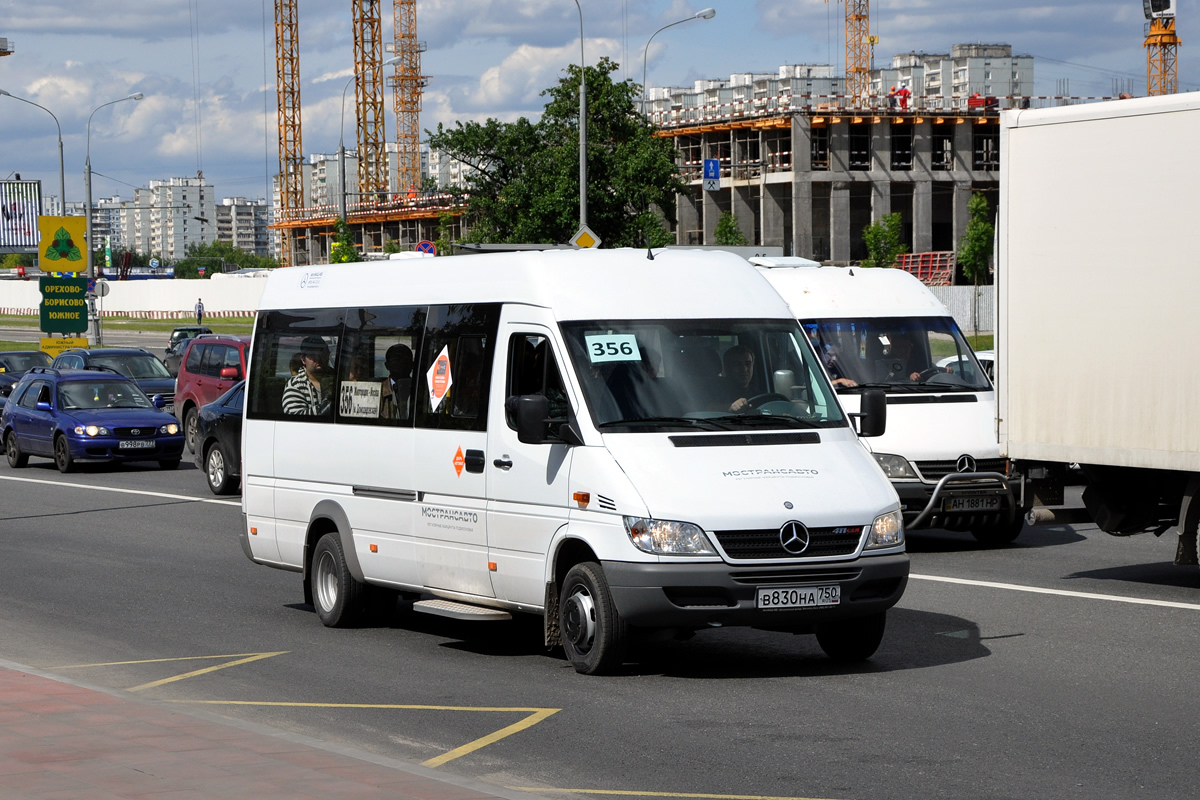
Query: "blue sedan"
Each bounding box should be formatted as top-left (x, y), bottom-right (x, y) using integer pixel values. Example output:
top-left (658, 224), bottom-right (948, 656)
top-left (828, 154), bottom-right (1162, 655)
top-left (2, 368), bottom-right (185, 473)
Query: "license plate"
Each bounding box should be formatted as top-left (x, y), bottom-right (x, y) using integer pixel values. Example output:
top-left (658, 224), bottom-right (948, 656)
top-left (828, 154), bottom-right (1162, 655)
top-left (944, 496), bottom-right (1001, 512)
top-left (118, 439), bottom-right (156, 450)
top-left (757, 584), bottom-right (840, 609)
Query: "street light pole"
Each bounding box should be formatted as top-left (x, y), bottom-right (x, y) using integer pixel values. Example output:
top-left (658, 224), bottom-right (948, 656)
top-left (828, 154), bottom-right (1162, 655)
top-left (641, 9), bottom-right (716, 122)
top-left (85, 92), bottom-right (143, 345)
top-left (571, 0), bottom-right (587, 230)
top-left (339, 56), bottom-right (402, 224)
top-left (0, 90), bottom-right (65, 212)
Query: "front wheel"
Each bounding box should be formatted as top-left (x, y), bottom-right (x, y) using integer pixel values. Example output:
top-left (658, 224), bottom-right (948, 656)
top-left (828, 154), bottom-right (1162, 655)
top-left (53, 435), bottom-right (74, 474)
top-left (5, 431), bottom-right (27, 468)
top-left (816, 612), bottom-right (886, 662)
top-left (184, 407), bottom-right (199, 454)
top-left (204, 443), bottom-right (236, 494)
top-left (311, 532), bottom-right (364, 628)
top-left (559, 562), bottom-right (626, 675)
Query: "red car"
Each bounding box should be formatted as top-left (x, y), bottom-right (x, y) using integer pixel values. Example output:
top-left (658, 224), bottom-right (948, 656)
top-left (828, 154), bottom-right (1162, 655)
top-left (174, 335), bottom-right (250, 453)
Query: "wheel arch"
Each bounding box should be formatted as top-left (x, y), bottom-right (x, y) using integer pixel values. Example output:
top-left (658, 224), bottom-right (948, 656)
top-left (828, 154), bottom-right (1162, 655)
top-left (543, 535), bottom-right (600, 648)
top-left (305, 500), bottom-right (365, 584)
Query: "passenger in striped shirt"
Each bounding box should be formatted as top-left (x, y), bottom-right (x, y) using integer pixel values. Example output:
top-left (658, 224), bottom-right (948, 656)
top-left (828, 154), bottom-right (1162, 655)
top-left (282, 335), bottom-right (332, 416)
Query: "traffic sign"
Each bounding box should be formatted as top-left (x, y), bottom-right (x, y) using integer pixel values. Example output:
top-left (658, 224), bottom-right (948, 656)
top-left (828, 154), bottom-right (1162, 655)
top-left (571, 225), bottom-right (601, 249)
top-left (415, 240), bottom-right (437, 255)
top-left (703, 158), bottom-right (721, 192)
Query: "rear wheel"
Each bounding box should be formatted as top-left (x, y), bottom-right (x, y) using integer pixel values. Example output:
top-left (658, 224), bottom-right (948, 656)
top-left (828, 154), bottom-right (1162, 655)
top-left (184, 407), bottom-right (199, 454)
top-left (53, 435), bottom-right (74, 474)
top-left (559, 562), bottom-right (626, 675)
top-left (816, 612), bottom-right (886, 662)
top-left (312, 532), bottom-right (364, 628)
top-left (204, 442), bottom-right (236, 494)
top-left (5, 431), bottom-right (27, 468)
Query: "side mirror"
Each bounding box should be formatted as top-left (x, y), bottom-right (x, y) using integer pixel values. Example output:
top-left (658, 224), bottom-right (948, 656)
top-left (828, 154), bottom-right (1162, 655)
top-left (772, 369), bottom-right (795, 397)
top-left (36, 401), bottom-right (52, 412)
top-left (220, 366), bottom-right (241, 380)
top-left (514, 394), bottom-right (550, 445)
top-left (856, 389), bottom-right (887, 437)
top-left (152, 394), bottom-right (166, 409)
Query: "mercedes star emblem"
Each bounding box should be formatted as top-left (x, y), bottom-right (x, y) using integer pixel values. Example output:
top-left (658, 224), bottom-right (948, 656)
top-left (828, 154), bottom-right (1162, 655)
top-left (956, 454), bottom-right (977, 473)
top-left (779, 521), bottom-right (810, 555)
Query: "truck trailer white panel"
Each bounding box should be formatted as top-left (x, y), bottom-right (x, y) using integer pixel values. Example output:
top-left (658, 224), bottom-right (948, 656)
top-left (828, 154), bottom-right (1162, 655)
top-left (998, 94), bottom-right (1200, 472)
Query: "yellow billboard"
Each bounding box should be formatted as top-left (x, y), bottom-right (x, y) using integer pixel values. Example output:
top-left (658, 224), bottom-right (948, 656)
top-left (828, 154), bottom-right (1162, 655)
top-left (37, 216), bottom-right (87, 273)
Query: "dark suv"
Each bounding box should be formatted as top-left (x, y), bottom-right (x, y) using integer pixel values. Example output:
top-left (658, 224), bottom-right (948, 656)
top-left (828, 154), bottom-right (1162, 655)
top-left (51, 348), bottom-right (177, 414)
top-left (174, 335), bottom-right (250, 453)
top-left (1, 367), bottom-right (184, 472)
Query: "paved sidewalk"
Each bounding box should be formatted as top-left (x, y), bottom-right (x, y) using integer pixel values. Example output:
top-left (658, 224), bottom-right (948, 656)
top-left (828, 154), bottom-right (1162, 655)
top-left (0, 660), bottom-right (545, 800)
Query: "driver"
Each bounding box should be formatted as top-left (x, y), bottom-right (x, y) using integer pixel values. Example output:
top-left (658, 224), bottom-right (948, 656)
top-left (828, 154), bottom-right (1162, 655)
top-left (882, 331), bottom-right (943, 382)
top-left (717, 344), bottom-right (755, 412)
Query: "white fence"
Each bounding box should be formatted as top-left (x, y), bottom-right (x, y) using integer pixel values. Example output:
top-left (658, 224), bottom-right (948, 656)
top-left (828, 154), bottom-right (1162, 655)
top-left (0, 277), bottom-right (267, 318)
top-left (929, 285), bottom-right (993, 337)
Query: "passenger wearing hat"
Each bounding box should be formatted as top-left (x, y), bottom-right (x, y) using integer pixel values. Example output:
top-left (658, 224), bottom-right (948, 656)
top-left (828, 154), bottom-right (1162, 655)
top-left (283, 335), bottom-right (333, 415)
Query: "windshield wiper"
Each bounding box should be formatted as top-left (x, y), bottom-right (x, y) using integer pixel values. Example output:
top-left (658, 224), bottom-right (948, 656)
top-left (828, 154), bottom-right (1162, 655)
top-left (839, 381), bottom-right (924, 392)
top-left (598, 416), bottom-right (731, 431)
top-left (710, 414), bottom-right (821, 429)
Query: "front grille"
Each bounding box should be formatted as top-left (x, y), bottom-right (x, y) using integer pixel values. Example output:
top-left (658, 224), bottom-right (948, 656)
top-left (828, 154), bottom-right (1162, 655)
top-left (729, 568), bottom-right (862, 585)
top-left (712, 526), bottom-right (864, 559)
top-left (113, 427), bottom-right (156, 437)
top-left (915, 458), bottom-right (1007, 481)
top-left (670, 432), bottom-right (820, 447)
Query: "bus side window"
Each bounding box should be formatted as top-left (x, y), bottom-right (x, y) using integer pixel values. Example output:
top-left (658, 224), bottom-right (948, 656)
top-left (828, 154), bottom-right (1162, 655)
top-left (413, 303), bottom-right (501, 432)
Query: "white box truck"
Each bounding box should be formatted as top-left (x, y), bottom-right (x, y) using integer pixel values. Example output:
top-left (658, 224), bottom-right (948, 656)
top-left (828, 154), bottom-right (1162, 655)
top-left (997, 93), bottom-right (1200, 568)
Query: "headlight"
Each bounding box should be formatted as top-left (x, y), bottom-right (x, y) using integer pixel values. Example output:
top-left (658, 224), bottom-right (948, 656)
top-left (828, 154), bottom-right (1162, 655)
top-left (74, 425), bottom-right (110, 437)
top-left (865, 509), bottom-right (904, 549)
top-left (160, 423), bottom-right (179, 434)
top-left (623, 516), bottom-right (716, 556)
top-left (874, 453), bottom-right (918, 480)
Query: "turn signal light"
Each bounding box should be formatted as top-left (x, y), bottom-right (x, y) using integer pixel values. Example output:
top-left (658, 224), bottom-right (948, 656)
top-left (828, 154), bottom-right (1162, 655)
top-left (369, 543), bottom-right (378, 553)
top-left (573, 492), bottom-right (590, 508)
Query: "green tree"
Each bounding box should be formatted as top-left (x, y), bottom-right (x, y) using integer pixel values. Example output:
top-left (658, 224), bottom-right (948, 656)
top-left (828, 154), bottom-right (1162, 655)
top-left (434, 211), bottom-right (457, 256)
top-left (382, 237), bottom-right (404, 255)
top-left (176, 240), bottom-right (279, 278)
top-left (427, 57), bottom-right (683, 247)
top-left (330, 219), bottom-right (362, 263)
top-left (860, 212), bottom-right (908, 268)
top-left (714, 211), bottom-right (748, 246)
top-left (958, 192), bottom-right (994, 286)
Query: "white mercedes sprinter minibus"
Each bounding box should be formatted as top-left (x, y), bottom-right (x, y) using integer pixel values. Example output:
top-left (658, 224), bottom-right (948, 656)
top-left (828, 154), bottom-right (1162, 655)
top-left (240, 248), bottom-right (908, 674)
top-left (755, 258), bottom-right (1024, 545)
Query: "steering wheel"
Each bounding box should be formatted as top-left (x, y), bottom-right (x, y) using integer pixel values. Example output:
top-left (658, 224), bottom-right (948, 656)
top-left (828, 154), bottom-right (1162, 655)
top-left (745, 392), bottom-right (790, 410)
top-left (914, 368), bottom-right (944, 382)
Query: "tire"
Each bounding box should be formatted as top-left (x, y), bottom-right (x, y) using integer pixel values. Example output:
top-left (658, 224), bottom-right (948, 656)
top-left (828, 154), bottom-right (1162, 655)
top-left (184, 407), bottom-right (199, 455)
top-left (53, 434), bottom-right (74, 474)
top-left (159, 458), bottom-right (181, 470)
top-left (204, 442), bottom-right (236, 495)
top-left (5, 431), bottom-right (27, 468)
top-left (558, 562), bottom-right (626, 675)
top-left (971, 512), bottom-right (1025, 546)
top-left (311, 532), bottom-right (364, 628)
top-left (816, 612), bottom-right (886, 663)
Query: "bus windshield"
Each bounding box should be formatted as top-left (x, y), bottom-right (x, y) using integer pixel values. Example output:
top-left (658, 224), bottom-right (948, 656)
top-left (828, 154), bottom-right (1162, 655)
top-left (801, 316), bottom-right (991, 392)
top-left (559, 318), bottom-right (846, 433)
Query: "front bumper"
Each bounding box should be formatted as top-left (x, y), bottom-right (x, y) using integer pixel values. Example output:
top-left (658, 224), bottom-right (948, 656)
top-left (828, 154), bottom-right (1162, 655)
top-left (602, 553), bottom-right (909, 632)
top-left (896, 471), bottom-right (1023, 530)
top-left (69, 434), bottom-right (186, 461)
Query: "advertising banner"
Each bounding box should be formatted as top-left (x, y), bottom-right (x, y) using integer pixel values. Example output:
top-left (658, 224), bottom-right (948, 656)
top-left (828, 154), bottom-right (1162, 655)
top-left (37, 216), bottom-right (87, 272)
top-left (39, 276), bottom-right (89, 334)
top-left (0, 180), bottom-right (41, 253)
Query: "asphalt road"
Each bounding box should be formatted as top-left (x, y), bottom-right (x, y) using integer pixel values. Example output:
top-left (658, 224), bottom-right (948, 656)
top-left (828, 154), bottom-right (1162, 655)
top-left (1, 460), bottom-right (1197, 800)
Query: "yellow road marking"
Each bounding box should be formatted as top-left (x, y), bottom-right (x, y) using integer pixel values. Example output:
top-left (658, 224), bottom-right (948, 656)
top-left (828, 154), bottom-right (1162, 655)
top-left (51, 652), bottom-right (285, 670)
top-left (183, 700), bottom-right (559, 766)
top-left (127, 652), bottom-right (288, 692)
top-left (508, 790), bottom-right (849, 800)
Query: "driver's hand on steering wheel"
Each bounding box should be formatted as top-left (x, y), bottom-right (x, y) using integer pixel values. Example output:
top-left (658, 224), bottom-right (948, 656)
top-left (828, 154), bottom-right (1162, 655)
top-left (730, 397), bottom-right (749, 413)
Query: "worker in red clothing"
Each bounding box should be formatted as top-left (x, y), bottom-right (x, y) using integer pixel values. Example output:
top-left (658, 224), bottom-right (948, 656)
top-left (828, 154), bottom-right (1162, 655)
top-left (897, 84), bottom-right (911, 111)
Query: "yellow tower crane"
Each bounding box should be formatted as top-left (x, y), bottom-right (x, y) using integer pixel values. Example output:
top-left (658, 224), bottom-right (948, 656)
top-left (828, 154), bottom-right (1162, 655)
top-left (827, 0), bottom-right (871, 108)
top-left (274, 0), bottom-right (303, 266)
top-left (1144, 0), bottom-right (1181, 96)
top-left (390, 0), bottom-right (428, 196)
top-left (353, 0), bottom-right (389, 202)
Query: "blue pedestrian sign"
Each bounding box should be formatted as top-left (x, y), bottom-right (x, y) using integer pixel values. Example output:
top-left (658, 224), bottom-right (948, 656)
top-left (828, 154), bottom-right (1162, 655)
top-left (703, 158), bottom-right (720, 192)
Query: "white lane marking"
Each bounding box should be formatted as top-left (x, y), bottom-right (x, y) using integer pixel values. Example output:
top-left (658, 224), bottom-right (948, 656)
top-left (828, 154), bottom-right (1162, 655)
top-left (0, 474), bottom-right (240, 507)
top-left (910, 573), bottom-right (1200, 611)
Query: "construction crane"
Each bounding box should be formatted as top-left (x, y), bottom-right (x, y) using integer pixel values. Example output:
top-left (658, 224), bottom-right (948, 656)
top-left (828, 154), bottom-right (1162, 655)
top-left (274, 0), bottom-right (303, 267)
top-left (353, 0), bottom-right (389, 202)
top-left (827, 0), bottom-right (871, 108)
top-left (1144, 0), bottom-right (1181, 96)
top-left (390, 0), bottom-right (427, 196)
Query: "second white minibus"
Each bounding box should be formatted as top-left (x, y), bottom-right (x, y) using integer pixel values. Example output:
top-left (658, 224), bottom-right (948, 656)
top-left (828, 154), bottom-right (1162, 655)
top-left (240, 248), bottom-right (908, 674)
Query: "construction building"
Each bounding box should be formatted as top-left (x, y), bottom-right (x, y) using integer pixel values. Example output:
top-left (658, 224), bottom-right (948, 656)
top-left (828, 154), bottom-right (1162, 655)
top-left (645, 44), bottom-right (1032, 268)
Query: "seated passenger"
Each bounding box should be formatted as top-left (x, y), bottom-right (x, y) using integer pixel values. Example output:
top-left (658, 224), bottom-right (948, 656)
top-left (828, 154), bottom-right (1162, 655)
top-left (282, 335), bottom-right (332, 415)
top-left (380, 344), bottom-right (413, 420)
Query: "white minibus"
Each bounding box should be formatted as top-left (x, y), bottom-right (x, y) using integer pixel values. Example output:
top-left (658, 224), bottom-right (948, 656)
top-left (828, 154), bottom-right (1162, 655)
top-left (240, 248), bottom-right (908, 674)
top-left (755, 258), bottom-right (1024, 545)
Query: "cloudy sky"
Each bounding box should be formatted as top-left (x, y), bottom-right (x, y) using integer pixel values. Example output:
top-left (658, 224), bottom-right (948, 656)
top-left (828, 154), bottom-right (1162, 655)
top-left (0, 0), bottom-right (1195, 206)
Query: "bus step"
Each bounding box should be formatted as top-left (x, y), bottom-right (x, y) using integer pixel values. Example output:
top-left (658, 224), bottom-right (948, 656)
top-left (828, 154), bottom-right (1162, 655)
top-left (412, 599), bottom-right (512, 621)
